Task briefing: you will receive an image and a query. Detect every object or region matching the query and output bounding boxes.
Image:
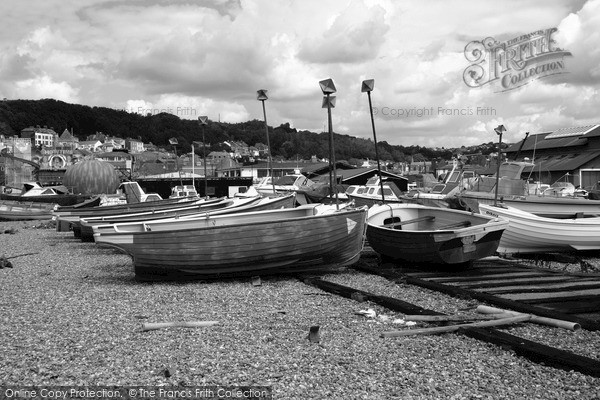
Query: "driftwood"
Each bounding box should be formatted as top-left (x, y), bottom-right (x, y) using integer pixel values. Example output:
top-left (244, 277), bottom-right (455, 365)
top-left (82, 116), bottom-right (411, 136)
top-left (141, 321), bottom-right (218, 331)
top-left (476, 305), bottom-right (581, 331)
top-left (402, 314), bottom-right (511, 323)
top-left (381, 314), bottom-right (532, 338)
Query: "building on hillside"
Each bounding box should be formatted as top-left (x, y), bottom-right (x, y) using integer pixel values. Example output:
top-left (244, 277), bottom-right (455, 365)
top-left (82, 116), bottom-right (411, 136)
top-left (223, 140), bottom-right (251, 159)
top-left (95, 151), bottom-right (135, 180)
top-left (87, 132), bottom-right (107, 142)
top-left (408, 161), bottom-right (433, 174)
top-left (96, 136), bottom-right (126, 152)
top-left (126, 138), bottom-right (144, 154)
top-left (504, 124), bottom-right (600, 189)
top-left (77, 140), bottom-right (102, 152)
top-left (20, 126), bottom-right (58, 148)
top-left (56, 129), bottom-right (79, 152)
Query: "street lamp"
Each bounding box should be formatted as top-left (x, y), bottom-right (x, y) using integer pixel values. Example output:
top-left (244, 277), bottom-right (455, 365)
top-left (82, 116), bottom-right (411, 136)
top-left (361, 79), bottom-right (386, 204)
top-left (493, 124), bottom-right (506, 206)
top-left (319, 78), bottom-right (339, 208)
top-left (257, 89), bottom-right (276, 195)
top-left (198, 116), bottom-right (209, 198)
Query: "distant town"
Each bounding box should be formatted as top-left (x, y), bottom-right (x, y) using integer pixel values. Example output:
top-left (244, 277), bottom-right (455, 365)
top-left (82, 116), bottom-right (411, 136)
top-left (1, 124), bottom-right (462, 190)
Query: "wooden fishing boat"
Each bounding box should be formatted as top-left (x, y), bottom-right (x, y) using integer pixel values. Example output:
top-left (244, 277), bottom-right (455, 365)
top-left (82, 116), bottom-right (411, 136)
top-left (479, 203), bottom-right (600, 254)
top-left (92, 204), bottom-right (368, 280)
top-left (1, 182), bottom-right (90, 206)
top-left (254, 174), bottom-right (315, 196)
top-left (0, 200), bottom-right (56, 221)
top-left (53, 195), bottom-right (213, 232)
top-left (69, 195), bottom-right (253, 239)
top-left (78, 194), bottom-right (294, 241)
top-left (366, 203), bottom-right (508, 266)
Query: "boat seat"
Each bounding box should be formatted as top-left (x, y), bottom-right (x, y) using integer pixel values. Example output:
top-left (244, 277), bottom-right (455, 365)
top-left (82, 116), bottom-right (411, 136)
top-left (436, 220), bottom-right (472, 230)
top-left (384, 215), bottom-right (435, 230)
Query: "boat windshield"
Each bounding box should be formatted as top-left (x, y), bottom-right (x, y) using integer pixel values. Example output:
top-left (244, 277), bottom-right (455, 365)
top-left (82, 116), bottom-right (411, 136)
top-left (273, 175), bottom-right (300, 185)
top-left (498, 162), bottom-right (533, 179)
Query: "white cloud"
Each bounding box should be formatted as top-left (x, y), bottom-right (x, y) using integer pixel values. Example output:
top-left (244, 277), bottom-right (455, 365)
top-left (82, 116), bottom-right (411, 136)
top-left (13, 75), bottom-right (79, 102)
top-left (0, 0), bottom-right (597, 148)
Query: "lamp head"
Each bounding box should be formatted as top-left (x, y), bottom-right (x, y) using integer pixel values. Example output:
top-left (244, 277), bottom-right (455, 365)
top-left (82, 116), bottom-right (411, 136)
top-left (321, 96), bottom-right (336, 109)
top-left (361, 79), bottom-right (375, 93)
top-left (319, 79), bottom-right (337, 94)
top-left (256, 89), bottom-right (268, 101)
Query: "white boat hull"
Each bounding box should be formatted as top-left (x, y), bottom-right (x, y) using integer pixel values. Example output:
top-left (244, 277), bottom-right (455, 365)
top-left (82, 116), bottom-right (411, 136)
top-left (479, 203), bottom-right (600, 254)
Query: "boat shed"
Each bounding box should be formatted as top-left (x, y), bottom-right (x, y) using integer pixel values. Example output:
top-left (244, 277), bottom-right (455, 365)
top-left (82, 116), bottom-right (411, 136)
top-left (335, 167), bottom-right (409, 191)
top-left (504, 124), bottom-right (600, 189)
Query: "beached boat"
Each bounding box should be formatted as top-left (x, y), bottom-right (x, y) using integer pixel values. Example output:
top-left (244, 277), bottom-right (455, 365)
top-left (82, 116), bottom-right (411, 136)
top-left (254, 174), bottom-right (315, 196)
top-left (78, 194), bottom-right (294, 241)
top-left (53, 195), bottom-right (212, 232)
top-left (169, 184), bottom-right (199, 199)
top-left (366, 203), bottom-right (508, 266)
top-left (295, 175), bottom-right (348, 204)
top-left (455, 161), bottom-right (600, 217)
top-left (345, 176), bottom-right (406, 207)
top-left (478, 203), bottom-right (600, 254)
top-left (402, 164), bottom-right (477, 208)
top-left (92, 203), bottom-right (368, 279)
top-left (1, 182), bottom-right (90, 206)
top-left (0, 200), bottom-right (56, 221)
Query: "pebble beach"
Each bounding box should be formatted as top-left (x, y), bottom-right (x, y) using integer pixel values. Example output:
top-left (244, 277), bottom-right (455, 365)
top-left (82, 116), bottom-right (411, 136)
top-left (1, 220), bottom-right (600, 400)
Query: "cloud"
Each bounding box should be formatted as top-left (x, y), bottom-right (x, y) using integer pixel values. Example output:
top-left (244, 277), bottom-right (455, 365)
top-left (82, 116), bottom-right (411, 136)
top-left (297, 1), bottom-right (389, 64)
top-left (13, 75), bottom-right (79, 102)
top-left (0, 0), bottom-right (598, 148)
top-left (555, 0), bottom-right (600, 84)
top-left (125, 94), bottom-right (250, 122)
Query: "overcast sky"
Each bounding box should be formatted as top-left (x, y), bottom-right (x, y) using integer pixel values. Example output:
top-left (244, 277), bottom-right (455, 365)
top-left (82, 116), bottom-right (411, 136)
top-left (0, 0), bottom-right (598, 147)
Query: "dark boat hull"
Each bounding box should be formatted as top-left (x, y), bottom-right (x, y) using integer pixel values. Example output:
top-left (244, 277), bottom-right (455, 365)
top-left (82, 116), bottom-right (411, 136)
top-left (366, 204), bottom-right (508, 267)
top-left (0, 193), bottom-right (90, 206)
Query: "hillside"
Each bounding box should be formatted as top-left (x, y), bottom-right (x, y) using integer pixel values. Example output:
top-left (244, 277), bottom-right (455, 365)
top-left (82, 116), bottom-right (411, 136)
top-left (0, 99), bottom-right (501, 163)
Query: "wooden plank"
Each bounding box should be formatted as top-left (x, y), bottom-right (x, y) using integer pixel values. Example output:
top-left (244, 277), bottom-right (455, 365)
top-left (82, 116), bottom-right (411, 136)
top-left (526, 298), bottom-right (600, 314)
top-left (384, 215), bottom-right (435, 229)
top-left (483, 281), bottom-right (600, 295)
top-left (402, 275), bottom-right (600, 331)
top-left (458, 276), bottom-right (595, 290)
top-left (399, 268), bottom-right (521, 279)
top-left (462, 327), bottom-right (600, 378)
top-left (419, 272), bottom-right (558, 284)
top-left (308, 271), bottom-right (600, 376)
top-left (517, 294), bottom-right (600, 305)
top-left (502, 288), bottom-right (600, 301)
top-left (436, 220), bottom-right (471, 230)
top-left (302, 277), bottom-right (442, 316)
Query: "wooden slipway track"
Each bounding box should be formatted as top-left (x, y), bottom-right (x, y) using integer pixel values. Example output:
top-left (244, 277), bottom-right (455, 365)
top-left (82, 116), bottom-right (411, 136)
top-left (355, 251), bottom-right (600, 331)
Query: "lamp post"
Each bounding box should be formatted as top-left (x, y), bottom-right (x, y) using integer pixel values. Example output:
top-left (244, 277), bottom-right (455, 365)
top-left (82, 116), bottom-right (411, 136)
top-left (198, 116), bottom-right (209, 198)
top-left (493, 124), bottom-right (506, 206)
top-left (257, 89), bottom-right (276, 195)
top-left (319, 78), bottom-right (339, 208)
top-left (361, 79), bottom-right (386, 204)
